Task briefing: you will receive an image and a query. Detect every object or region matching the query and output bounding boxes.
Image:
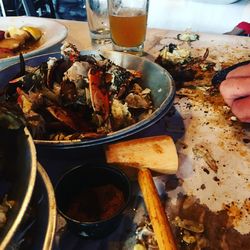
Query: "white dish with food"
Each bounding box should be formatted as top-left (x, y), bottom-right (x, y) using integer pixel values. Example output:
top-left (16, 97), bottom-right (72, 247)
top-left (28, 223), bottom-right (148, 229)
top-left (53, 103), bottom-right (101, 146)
top-left (0, 16), bottom-right (68, 69)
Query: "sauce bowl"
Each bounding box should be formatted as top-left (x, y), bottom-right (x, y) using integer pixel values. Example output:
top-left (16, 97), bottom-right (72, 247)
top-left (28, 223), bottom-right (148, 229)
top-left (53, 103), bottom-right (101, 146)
top-left (55, 163), bottom-right (131, 238)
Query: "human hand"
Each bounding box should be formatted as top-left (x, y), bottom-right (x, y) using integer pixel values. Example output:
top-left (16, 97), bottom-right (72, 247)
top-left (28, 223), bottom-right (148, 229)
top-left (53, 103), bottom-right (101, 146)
top-left (219, 64), bottom-right (250, 122)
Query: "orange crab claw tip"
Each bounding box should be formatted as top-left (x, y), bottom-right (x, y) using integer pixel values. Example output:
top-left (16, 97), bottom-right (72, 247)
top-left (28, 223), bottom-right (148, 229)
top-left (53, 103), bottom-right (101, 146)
top-left (88, 67), bottom-right (110, 122)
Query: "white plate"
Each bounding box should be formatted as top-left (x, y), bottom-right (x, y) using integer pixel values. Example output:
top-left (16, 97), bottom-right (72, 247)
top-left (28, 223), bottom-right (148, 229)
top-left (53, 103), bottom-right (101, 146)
top-left (0, 16), bottom-right (68, 68)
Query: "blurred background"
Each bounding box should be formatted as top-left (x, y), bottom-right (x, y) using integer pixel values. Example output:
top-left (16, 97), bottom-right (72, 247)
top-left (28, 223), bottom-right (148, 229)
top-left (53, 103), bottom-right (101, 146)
top-left (0, 0), bottom-right (87, 21)
top-left (0, 0), bottom-right (250, 34)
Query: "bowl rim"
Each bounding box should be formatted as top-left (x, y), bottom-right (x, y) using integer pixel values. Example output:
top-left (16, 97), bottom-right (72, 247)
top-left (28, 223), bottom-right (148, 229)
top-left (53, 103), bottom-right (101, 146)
top-left (55, 163), bottom-right (132, 225)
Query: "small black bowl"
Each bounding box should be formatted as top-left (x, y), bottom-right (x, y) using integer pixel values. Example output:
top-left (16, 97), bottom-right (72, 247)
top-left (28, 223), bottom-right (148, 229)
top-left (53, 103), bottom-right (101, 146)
top-left (55, 163), bottom-right (131, 238)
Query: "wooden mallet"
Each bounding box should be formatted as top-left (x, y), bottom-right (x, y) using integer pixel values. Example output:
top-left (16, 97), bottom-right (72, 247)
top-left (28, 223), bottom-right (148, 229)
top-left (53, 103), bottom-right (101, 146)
top-left (105, 135), bottom-right (178, 250)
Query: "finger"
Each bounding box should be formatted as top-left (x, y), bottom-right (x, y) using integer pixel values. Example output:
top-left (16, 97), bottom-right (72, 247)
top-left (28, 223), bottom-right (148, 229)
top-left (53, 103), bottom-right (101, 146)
top-left (231, 96), bottom-right (250, 122)
top-left (219, 77), bottom-right (250, 106)
top-left (226, 64), bottom-right (250, 79)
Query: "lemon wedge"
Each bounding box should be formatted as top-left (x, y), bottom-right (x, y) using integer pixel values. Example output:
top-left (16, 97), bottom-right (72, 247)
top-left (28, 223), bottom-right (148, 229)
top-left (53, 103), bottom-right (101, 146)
top-left (22, 26), bottom-right (42, 41)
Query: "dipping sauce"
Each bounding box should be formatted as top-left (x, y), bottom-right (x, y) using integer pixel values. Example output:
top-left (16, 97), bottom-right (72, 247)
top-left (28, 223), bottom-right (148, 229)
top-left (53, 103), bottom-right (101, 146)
top-left (66, 184), bottom-right (125, 222)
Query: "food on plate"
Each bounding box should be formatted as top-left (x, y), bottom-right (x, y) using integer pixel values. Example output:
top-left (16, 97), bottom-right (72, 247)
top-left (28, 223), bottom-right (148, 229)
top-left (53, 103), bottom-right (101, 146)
top-left (2, 42), bottom-right (154, 141)
top-left (0, 26), bottom-right (42, 59)
top-left (21, 26), bottom-right (42, 41)
top-left (155, 43), bottom-right (216, 88)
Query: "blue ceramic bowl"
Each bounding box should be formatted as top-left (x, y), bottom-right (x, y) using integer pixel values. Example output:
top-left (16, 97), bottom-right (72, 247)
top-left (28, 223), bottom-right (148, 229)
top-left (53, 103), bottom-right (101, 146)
top-left (55, 164), bottom-right (131, 238)
top-left (0, 50), bottom-right (175, 150)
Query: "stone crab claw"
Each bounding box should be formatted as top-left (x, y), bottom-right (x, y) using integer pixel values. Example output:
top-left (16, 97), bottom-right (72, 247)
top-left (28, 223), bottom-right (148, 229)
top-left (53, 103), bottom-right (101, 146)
top-left (88, 67), bottom-right (110, 122)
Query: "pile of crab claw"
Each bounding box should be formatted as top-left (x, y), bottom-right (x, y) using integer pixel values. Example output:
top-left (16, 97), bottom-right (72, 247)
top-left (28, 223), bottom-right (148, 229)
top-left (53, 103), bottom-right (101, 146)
top-left (2, 42), bottom-right (153, 141)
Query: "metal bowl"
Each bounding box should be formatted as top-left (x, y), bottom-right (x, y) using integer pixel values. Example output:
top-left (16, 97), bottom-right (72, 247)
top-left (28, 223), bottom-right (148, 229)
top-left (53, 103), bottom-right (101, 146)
top-left (0, 127), bottom-right (37, 249)
top-left (7, 163), bottom-right (56, 250)
top-left (0, 50), bottom-right (175, 150)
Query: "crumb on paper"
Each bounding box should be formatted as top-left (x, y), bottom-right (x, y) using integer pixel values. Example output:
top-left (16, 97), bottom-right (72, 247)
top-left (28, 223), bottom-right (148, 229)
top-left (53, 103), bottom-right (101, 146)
top-left (193, 144), bottom-right (218, 173)
top-left (223, 201), bottom-right (244, 226)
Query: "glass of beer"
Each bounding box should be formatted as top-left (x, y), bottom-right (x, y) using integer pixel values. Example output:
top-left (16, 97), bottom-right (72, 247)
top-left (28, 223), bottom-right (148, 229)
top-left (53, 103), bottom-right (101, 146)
top-left (108, 0), bottom-right (149, 56)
